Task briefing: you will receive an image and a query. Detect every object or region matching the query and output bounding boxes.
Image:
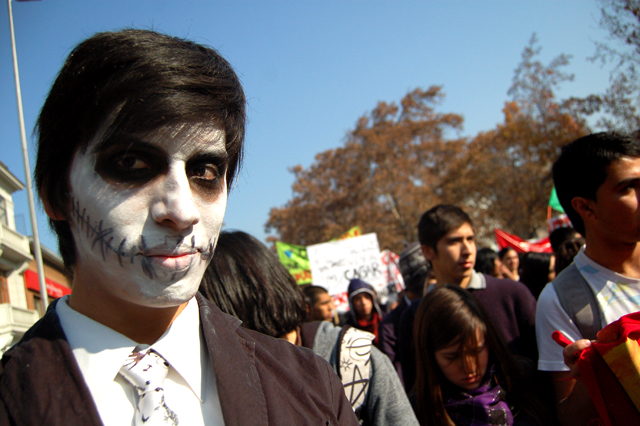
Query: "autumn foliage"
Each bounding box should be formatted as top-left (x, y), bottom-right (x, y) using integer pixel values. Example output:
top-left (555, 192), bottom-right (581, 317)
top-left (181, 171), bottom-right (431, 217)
top-left (266, 37), bottom-right (590, 252)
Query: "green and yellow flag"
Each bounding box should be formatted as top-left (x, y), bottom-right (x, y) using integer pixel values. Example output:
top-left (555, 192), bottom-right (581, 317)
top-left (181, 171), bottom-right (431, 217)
top-left (275, 241), bottom-right (312, 285)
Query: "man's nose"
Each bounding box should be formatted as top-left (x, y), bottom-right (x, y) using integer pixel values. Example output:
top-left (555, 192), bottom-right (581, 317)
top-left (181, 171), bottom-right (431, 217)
top-left (150, 166), bottom-right (200, 230)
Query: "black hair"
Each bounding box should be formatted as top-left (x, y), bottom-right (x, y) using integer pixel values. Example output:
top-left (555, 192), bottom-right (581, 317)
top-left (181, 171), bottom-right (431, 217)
top-left (474, 248), bottom-right (499, 277)
top-left (548, 226), bottom-right (579, 253)
top-left (199, 230), bottom-right (306, 338)
top-left (34, 29), bottom-right (246, 271)
top-left (552, 132), bottom-right (640, 235)
top-left (413, 285), bottom-right (545, 426)
top-left (519, 252), bottom-right (554, 299)
top-left (418, 205), bottom-right (472, 252)
top-left (399, 242), bottom-right (429, 295)
top-left (498, 247), bottom-right (516, 260)
top-left (555, 237), bottom-right (585, 274)
top-left (302, 285), bottom-right (329, 306)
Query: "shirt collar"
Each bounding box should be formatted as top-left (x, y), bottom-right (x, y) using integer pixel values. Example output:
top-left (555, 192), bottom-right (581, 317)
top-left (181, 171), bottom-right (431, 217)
top-left (56, 295), bottom-right (205, 404)
top-left (404, 294), bottom-right (413, 306)
top-left (466, 270), bottom-right (487, 290)
top-left (153, 296), bottom-right (205, 401)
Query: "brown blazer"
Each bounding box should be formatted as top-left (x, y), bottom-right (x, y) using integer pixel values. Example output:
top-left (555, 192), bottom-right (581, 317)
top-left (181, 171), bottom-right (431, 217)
top-left (0, 293), bottom-right (358, 426)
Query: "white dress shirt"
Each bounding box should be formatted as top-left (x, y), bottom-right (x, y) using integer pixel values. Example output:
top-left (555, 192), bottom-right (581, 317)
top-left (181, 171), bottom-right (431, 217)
top-left (56, 295), bottom-right (224, 426)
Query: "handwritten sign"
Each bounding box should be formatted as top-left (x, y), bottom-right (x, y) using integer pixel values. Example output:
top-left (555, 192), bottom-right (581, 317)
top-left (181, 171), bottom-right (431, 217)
top-left (307, 233), bottom-right (386, 311)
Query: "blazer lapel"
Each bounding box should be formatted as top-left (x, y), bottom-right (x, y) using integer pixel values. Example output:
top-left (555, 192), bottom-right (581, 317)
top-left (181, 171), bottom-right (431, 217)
top-left (197, 293), bottom-right (268, 426)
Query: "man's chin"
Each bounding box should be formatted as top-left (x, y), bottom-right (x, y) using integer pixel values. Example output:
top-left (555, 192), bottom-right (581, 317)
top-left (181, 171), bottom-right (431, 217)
top-left (127, 280), bottom-right (200, 309)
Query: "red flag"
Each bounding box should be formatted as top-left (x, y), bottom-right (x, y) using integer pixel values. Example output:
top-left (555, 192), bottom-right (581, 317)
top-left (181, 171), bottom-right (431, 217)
top-left (494, 228), bottom-right (551, 253)
top-left (575, 312), bottom-right (640, 426)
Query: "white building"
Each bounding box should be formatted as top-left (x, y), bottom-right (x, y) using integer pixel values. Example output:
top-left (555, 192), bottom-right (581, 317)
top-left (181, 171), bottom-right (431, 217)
top-left (0, 162), bottom-right (47, 351)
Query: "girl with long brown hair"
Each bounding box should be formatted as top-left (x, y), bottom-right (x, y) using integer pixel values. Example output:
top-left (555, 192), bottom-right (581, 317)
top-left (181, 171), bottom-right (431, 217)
top-left (413, 285), bottom-right (548, 426)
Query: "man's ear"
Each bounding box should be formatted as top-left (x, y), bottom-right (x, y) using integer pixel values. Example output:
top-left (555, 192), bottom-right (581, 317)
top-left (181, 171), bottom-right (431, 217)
top-left (571, 197), bottom-right (595, 222)
top-left (42, 195), bottom-right (66, 221)
top-left (421, 245), bottom-right (436, 262)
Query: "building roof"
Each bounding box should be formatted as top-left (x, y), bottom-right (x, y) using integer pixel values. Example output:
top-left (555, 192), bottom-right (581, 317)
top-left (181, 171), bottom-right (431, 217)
top-left (0, 161), bottom-right (25, 194)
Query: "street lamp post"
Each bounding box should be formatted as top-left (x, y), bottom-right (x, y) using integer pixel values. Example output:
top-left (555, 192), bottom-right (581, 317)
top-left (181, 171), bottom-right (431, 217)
top-left (6, 0), bottom-right (48, 313)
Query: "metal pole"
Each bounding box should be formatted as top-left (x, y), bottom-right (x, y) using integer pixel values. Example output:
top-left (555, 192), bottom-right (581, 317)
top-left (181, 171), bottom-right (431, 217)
top-left (7, 0), bottom-right (49, 313)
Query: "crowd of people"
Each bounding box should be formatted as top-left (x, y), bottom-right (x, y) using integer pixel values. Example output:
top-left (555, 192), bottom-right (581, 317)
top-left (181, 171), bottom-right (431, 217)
top-left (1, 27), bottom-right (639, 426)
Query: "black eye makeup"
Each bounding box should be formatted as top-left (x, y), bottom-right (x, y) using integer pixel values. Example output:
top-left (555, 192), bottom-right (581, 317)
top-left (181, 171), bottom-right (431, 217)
top-left (186, 153), bottom-right (228, 197)
top-left (94, 139), bottom-right (168, 185)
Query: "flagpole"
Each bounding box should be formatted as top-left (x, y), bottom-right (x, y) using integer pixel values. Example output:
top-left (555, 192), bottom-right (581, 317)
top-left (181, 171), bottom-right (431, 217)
top-left (7, 0), bottom-right (48, 313)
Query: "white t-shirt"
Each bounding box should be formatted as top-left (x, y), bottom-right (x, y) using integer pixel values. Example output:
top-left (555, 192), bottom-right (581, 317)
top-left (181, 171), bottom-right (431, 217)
top-left (536, 247), bottom-right (640, 371)
top-left (56, 296), bottom-right (225, 425)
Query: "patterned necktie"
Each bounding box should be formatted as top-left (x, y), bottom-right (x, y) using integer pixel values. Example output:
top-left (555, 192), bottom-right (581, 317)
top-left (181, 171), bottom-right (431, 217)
top-left (119, 347), bottom-right (179, 425)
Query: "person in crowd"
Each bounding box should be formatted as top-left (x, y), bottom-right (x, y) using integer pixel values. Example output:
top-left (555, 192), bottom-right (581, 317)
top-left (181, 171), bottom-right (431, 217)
top-left (398, 205), bottom-right (537, 391)
top-left (499, 247), bottom-right (521, 282)
top-left (303, 285), bottom-right (336, 323)
top-left (548, 227), bottom-right (585, 275)
top-left (0, 29), bottom-right (357, 425)
top-left (475, 247), bottom-right (503, 278)
top-left (412, 285), bottom-right (550, 426)
top-left (200, 230), bottom-right (418, 426)
top-left (379, 242), bottom-right (428, 382)
top-left (536, 132), bottom-right (640, 426)
top-left (554, 237), bottom-right (585, 275)
top-left (519, 251), bottom-right (555, 299)
top-left (345, 278), bottom-right (385, 346)
top-left (548, 226), bottom-right (580, 253)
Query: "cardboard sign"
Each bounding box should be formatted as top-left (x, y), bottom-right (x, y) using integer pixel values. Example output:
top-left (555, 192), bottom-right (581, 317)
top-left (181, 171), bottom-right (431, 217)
top-left (307, 233), bottom-right (386, 311)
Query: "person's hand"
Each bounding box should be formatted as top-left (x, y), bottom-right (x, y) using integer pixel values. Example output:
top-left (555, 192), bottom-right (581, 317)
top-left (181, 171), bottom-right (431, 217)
top-left (563, 339), bottom-right (592, 377)
top-left (500, 264), bottom-right (516, 280)
top-left (552, 331), bottom-right (593, 378)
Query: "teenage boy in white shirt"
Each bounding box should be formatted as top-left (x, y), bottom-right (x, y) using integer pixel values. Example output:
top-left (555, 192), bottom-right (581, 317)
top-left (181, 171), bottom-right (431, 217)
top-left (536, 131), bottom-right (640, 426)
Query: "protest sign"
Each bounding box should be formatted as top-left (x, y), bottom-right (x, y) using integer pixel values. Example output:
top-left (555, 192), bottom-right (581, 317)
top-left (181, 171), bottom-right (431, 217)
top-left (307, 233), bottom-right (386, 312)
top-left (275, 241), bottom-right (312, 285)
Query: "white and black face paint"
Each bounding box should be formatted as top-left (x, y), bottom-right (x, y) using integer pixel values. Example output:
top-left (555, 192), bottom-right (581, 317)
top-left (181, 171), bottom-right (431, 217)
top-left (68, 122), bottom-right (228, 308)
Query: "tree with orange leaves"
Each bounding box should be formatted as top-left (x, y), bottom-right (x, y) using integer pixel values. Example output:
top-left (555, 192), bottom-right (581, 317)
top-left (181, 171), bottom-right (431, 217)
top-left (443, 35), bottom-right (588, 241)
top-left (265, 86), bottom-right (464, 253)
top-left (267, 36), bottom-right (589, 250)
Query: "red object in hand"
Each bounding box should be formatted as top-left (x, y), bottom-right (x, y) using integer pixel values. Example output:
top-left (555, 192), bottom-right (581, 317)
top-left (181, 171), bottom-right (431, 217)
top-left (554, 313), bottom-right (640, 426)
top-left (552, 330), bottom-right (572, 348)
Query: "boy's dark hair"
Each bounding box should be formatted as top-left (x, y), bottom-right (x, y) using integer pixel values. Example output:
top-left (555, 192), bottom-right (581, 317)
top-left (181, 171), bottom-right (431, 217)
top-left (34, 29), bottom-right (246, 271)
top-left (552, 132), bottom-right (640, 235)
top-left (302, 285), bottom-right (329, 306)
top-left (199, 230), bottom-right (306, 338)
top-left (418, 205), bottom-right (472, 252)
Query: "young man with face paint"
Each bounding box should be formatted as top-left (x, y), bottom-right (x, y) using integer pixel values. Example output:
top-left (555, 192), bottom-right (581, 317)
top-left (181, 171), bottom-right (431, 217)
top-left (0, 29), bottom-right (358, 426)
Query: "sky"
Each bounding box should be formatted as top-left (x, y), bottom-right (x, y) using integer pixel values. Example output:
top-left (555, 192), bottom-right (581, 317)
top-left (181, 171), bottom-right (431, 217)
top-left (0, 0), bottom-right (614, 255)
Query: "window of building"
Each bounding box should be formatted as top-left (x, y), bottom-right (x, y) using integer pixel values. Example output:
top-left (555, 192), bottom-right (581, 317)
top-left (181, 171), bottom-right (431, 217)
top-left (0, 275), bottom-right (9, 305)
